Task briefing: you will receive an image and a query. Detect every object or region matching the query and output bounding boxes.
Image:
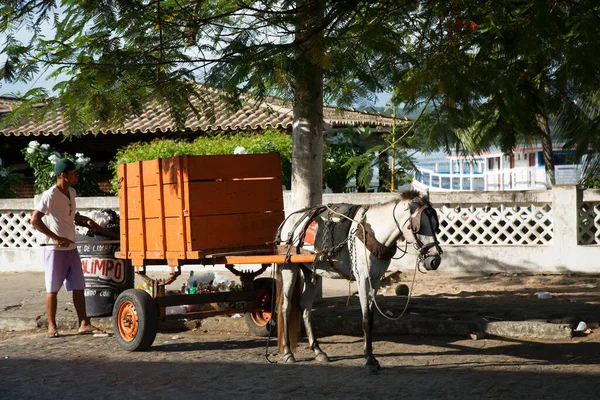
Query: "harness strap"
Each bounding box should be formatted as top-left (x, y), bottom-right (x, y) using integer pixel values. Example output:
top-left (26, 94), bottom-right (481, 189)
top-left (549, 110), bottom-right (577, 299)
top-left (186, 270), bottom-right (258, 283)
top-left (288, 206), bottom-right (326, 246)
top-left (355, 226), bottom-right (397, 261)
top-left (322, 253), bottom-right (354, 280)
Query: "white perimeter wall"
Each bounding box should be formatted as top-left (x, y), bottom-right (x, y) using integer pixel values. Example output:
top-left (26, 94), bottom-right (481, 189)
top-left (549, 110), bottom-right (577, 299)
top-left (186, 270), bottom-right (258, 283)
top-left (1, 186), bottom-right (599, 274)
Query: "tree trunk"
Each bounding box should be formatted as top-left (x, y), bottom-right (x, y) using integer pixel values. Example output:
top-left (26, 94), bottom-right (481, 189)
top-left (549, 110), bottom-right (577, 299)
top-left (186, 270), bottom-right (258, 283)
top-left (536, 113), bottom-right (555, 188)
top-left (291, 0), bottom-right (325, 211)
top-left (378, 150), bottom-right (390, 191)
top-left (356, 169), bottom-right (366, 192)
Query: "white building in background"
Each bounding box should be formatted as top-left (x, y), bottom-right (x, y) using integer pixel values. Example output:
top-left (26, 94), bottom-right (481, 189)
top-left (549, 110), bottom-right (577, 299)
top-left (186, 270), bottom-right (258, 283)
top-left (412, 145), bottom-right (584, 192)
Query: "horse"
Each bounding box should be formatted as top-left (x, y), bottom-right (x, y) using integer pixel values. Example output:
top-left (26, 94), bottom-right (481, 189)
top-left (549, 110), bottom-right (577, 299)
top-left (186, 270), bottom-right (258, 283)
top-left (274, 190), bottom-right (443, 373)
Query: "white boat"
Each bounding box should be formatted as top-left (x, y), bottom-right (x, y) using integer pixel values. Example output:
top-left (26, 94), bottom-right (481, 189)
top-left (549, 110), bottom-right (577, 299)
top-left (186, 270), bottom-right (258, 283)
top-left (412, 146), bottom-right (583, 191)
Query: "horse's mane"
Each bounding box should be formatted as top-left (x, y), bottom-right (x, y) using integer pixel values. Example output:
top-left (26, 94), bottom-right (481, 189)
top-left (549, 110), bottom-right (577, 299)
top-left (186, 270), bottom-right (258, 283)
top-left (371, 190), bottom-right (427, 209)
top-left (400, 190), bottom-right (422, 201)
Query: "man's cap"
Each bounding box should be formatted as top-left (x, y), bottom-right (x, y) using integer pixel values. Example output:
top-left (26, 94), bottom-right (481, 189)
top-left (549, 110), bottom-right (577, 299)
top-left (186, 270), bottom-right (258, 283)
top-left (54, 158), bottom-right (76, 176)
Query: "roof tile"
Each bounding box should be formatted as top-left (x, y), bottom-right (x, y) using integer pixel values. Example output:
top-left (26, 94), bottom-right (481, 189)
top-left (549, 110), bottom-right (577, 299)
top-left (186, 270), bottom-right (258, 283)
top-left (1, 91), bottom-right (404, 137)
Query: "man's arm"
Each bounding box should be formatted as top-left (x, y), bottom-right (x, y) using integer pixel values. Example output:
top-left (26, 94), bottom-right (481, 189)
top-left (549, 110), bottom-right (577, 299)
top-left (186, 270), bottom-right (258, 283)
top-left (74, 213), bottom-right (120, 239)
top-left (74, 213), bottom-right (100, 231)
top-left (31, 210), bottom-right (72, 247)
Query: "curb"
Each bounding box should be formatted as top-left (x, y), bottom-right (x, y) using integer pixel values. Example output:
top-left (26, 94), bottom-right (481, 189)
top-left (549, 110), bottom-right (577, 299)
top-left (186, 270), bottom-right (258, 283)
top-left (0, 313), bottom-right (577, 342)
top-left (484, 321), bottom-right (573, 341)
top-left (0, 316), bottom-right (41, 332)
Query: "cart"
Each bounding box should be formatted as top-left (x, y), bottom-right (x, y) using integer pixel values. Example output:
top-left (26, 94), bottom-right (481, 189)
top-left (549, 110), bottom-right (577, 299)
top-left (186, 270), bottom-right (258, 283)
top-left (112, 153), bottom-right (315, 351)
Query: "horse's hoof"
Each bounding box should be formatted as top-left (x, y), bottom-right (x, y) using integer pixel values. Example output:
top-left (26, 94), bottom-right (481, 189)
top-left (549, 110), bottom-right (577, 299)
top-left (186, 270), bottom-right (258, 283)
top-left (364, 359), bottom-right (381, 373)
top-left (315, 352), bottom-right (330, 363)
top-left (365, 364), bottom-right (379, 374)
top-left (282, 353), bottom-right (296, 364)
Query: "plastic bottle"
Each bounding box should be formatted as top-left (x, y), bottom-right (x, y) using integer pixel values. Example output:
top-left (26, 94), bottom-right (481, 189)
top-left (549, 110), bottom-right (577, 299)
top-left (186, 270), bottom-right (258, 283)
top-left (189, 280), bottom-right (198, 295)
top-left (187, 269), bottom-right (215, 290)
top-left (187, 270), bottom-right (196, 292)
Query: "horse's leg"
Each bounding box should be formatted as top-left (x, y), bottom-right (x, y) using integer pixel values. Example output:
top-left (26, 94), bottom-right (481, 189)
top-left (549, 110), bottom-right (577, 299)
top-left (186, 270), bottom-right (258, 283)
top-left (357, 277), bottom-right (380, 373)
top-left (299, 267), bottom-right (330, 363)
top-left (279, 264), bottom-right (299, 364)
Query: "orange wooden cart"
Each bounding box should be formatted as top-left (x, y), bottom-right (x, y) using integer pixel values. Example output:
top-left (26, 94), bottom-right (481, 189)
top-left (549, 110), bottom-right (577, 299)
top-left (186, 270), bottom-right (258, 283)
top-left (112, 153), bottom-right (315, 351)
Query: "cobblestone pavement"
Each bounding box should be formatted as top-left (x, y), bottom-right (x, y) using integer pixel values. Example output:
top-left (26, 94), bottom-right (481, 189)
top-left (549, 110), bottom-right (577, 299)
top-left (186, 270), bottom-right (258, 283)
top-left (1, 329), bottom-right (600, 399)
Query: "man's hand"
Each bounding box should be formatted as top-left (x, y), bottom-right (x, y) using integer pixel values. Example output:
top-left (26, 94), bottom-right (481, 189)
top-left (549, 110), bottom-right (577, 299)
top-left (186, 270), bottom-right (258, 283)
top-left (88, 219), bottom-right (101, 231)
top-left (53, 236), bottom-right (74, 248)
top-left (31, 210), bottom-right (66, 246)
top-left (76, 215), bottom-right (100, 232)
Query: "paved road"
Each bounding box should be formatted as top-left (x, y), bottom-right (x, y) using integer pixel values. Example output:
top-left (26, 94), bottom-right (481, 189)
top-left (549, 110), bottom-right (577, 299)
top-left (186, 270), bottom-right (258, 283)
top-left (1, 329), bottom-right (600, 399)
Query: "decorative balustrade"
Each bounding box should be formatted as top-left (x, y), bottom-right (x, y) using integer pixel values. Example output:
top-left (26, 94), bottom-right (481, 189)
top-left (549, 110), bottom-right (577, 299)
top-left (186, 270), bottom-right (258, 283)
top-left (0, 197), bottom-right (119, 248)
top-left (579, 190), bottom-right (600, 245)
top-left (434, 196), bottom-right (553, 246)
top-left (0, 200), bottom-right (36, 248)
top-left (1, 188), bottom-right (599, 272)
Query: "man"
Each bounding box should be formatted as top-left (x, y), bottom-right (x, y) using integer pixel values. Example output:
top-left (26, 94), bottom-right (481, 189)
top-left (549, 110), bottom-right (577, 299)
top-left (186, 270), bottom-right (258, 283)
top-left (31, 158), bottom-right (104, 337)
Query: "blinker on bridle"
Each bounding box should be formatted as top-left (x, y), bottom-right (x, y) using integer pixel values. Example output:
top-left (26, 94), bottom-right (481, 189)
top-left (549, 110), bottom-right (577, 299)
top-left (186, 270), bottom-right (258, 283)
top-left (404, 200), bottom-right (443, 256)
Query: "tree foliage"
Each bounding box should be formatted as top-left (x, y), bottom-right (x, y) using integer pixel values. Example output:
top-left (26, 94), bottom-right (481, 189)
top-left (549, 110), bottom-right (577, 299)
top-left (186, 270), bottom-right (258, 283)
top-left (3, 1), bottom-right (600, 194)
top-left (0, 0), bottom-right (419, 206)
top-left (0, 157), bottom-right (22, 198)
top-left (392, 0), bottom-right (600, 185)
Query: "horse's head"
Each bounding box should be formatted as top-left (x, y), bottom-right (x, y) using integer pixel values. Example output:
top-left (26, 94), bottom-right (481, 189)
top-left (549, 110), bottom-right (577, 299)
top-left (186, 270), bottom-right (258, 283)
top-left (396, 191), bottom-right (443, 271)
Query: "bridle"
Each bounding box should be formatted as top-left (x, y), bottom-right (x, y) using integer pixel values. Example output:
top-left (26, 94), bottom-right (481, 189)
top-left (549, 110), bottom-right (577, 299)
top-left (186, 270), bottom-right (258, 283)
top-left (393, 199), bottom-right (444, 258)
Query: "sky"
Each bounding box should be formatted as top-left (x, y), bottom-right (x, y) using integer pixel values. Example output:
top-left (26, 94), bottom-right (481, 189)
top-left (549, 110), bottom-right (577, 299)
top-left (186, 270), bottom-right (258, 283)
top-left (0, 16), bottom-right (62, 97)
top-left (0, 65), bottom-right (392, 108)
top-left (0, 15), bottom-right (393, 107)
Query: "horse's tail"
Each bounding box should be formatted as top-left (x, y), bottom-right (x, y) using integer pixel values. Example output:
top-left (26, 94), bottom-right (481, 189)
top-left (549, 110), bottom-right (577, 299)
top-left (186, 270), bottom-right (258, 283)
top-left (276, 265), bottom-right (302, 352)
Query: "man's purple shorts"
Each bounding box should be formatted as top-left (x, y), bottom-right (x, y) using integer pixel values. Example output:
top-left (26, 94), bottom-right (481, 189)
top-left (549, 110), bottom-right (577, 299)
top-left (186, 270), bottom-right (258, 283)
top-left (44, 248), bottom-right (85, 293)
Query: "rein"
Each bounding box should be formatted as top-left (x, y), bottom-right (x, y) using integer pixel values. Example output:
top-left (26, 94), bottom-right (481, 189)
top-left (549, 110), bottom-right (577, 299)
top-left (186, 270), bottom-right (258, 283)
top-left (370, 198), bottom-right (443, 321)
top-left (372, 254), bottom-right (421, 321)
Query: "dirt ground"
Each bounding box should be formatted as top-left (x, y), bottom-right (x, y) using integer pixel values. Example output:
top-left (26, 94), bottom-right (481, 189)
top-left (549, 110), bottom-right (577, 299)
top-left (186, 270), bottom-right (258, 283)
top-left (379, 270), bottom-right (600, 301)
top-left (1, 329), bottom-right (600, 399)
top-left (2, 271), bottom-right (600, 398)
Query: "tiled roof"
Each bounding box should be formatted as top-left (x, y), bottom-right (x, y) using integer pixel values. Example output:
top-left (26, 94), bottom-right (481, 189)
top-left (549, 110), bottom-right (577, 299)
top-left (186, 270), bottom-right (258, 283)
top-left (0, 90), bottom-right (404, 137)
top-left (0, 97), bottom-right (20, 114)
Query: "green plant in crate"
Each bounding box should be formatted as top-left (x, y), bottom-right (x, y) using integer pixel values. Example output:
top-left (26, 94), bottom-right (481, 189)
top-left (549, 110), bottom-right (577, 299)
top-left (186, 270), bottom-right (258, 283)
top-left (110, 130), bottom-right (293, 192)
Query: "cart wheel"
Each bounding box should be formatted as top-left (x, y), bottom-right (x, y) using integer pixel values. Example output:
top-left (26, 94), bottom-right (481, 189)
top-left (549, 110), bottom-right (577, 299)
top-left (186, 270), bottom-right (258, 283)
top-left (112, 289), bottom-right (158, 351)
top-left (244, 277), bottom-right (277, 337)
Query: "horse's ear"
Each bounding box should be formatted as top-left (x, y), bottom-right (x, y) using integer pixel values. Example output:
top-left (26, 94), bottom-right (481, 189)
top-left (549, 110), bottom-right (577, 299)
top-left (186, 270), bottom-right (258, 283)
top-left (422, 189), bottom-right (430, 203)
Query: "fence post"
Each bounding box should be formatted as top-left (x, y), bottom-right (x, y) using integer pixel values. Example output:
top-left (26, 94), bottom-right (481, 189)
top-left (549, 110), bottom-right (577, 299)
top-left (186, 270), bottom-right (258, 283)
top-left (551, 185), bottom-right (579, 255)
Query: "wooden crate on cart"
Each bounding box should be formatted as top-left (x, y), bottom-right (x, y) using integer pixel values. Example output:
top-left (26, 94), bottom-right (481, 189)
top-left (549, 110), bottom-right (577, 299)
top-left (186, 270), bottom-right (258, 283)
top-left (115, 153), bottom-right (285, 266)
top-left (111, 153), bottom-right (318, 351)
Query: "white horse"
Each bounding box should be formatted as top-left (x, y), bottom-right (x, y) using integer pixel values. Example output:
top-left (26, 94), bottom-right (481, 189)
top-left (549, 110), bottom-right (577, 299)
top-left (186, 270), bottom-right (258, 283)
top-left (275, 190), bottom-right (443, 373)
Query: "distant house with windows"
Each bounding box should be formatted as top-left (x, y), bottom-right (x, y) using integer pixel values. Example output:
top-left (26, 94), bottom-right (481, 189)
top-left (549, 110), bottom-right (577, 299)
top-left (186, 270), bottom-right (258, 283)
top-left (412, 145), bottom-right (584, 192)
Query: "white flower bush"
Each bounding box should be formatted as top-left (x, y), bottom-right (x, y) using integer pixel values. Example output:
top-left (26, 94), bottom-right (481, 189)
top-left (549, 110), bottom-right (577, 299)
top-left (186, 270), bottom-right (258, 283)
top-left (23, 141), bottom-right (102, 196)
top-left (26, 141), bottom-right (39, 154)
top-left (75, 154), bottom-right (91, 167)
top-left (233, 146), bottom-right (248, 155)
top-left (47, 154), bottom-right (59, 165)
